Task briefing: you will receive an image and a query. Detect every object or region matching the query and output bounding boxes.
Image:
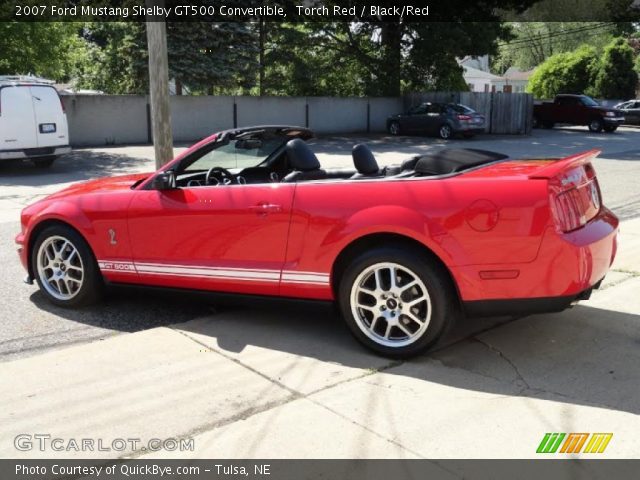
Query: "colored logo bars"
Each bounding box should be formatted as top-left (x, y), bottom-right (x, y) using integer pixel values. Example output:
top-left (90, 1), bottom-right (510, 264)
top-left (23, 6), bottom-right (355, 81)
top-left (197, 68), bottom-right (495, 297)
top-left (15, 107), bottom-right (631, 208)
top-left (536, 433), bottom-right (613, 454)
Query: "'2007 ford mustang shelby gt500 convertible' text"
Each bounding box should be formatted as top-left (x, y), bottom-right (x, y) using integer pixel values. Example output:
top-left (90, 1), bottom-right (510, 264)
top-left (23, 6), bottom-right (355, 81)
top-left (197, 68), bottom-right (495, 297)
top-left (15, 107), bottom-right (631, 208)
top-left (16, 126), bottom-right (618, 357)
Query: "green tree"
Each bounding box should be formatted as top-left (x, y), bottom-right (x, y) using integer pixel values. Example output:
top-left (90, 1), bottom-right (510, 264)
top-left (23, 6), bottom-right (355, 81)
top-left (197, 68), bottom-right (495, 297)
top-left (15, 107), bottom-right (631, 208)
top-left (527, 45), bottom-right (599, 98)
top-left (167, 22), bottom-right (257, 94)
top-left (0, 22), bottom-right (88, 80)
top-left (593, 37), bottom-right (637, 99)
top-left (76, 23), bottom-right (148, 93)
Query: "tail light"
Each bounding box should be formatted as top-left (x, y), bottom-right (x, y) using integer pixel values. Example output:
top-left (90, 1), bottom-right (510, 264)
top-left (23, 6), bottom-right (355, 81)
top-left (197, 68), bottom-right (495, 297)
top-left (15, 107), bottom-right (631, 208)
top-left (549, 163), bottom-right (601, 233)
top-left (457, 114), bottom-right (472, 121)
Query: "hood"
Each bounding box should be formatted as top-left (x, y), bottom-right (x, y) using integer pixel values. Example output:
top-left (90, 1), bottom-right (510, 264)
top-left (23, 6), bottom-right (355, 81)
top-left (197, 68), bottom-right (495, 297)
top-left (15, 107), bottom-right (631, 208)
top-left (591, 106), bottom-right (622, 114)
top-left (44, 173), bottom-right (151, 201)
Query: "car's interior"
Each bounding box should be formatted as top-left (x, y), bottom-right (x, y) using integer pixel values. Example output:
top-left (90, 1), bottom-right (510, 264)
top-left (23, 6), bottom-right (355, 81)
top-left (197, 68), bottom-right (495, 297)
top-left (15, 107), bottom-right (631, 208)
top-left (171, 128), bottom-right (509, 188)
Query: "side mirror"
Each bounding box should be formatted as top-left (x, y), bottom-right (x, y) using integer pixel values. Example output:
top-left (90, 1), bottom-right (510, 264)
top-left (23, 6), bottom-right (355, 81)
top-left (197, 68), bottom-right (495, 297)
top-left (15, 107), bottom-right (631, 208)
top-left (151, 171), bottom-right (176, 190)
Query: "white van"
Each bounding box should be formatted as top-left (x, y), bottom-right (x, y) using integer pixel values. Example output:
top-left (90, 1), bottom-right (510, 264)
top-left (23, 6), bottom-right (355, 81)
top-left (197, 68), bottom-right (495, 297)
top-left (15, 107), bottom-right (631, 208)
top-left (0, 76), bottom-right (71, 168)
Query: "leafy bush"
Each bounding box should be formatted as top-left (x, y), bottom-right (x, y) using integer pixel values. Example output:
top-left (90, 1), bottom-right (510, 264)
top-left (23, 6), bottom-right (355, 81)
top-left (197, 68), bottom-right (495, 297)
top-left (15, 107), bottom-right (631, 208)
top-left (527, 46), bottom-right (599, 98)
top-left (593, 37), bottom-right (637, 99)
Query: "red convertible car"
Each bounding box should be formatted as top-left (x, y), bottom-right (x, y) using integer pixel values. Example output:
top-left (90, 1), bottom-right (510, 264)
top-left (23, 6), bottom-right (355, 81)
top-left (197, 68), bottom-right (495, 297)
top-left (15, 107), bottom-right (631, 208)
top-left (16, 126), bottom-right (618, 357)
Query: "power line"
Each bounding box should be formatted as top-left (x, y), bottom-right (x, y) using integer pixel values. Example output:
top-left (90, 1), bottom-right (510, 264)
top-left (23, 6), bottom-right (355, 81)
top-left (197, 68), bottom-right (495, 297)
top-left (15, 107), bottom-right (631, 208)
top-left (497, 22), bottom-right (615, 48)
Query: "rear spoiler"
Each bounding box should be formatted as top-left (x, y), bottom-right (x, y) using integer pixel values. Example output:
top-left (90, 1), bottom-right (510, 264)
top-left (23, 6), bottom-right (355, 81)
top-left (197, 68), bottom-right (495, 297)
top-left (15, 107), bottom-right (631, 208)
top-left (529, 149), bottom-right (601, 179)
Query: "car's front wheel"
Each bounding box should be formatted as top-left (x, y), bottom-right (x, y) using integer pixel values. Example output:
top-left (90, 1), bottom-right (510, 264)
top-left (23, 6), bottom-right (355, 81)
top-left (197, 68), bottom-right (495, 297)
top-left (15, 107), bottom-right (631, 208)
top-left (338, 247), bottom-right (457, 358)
top-left (31, 225), bottom-right (103, 307)
top-left (588, 118), bottom-right (604, 132)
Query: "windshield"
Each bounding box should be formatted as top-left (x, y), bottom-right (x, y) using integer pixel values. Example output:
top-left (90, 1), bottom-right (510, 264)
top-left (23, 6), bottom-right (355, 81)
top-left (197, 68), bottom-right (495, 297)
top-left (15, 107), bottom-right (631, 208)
top-left (580, 96), bottom-right (600, 107)
top-left (185, 135), bottom-right (285, 171)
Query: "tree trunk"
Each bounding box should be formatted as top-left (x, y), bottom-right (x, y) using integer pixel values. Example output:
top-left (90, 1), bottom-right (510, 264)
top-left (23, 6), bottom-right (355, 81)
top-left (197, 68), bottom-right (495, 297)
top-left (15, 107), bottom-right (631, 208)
top-left (379, 22), bottom-right (402, 96)
top-left (145, 2), bottom-right (173, 168)
top-left (175, 79), bottom-right (182, 96)
top-left (259, 18), bottom-right (265, 96)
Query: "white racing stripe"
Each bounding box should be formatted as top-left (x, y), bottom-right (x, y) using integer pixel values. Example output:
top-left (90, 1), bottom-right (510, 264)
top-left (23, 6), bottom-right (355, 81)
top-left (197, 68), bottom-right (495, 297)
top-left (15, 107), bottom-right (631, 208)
top-left (98, 260), bottom-right (330, 285)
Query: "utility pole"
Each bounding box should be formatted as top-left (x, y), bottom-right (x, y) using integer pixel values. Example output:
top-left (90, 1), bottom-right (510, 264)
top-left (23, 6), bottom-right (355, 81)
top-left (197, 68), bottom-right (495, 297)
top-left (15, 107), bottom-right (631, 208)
top-left (146, 0), bottom-right (173, 168)
top-left (259, 18), bottom-right (265, 96)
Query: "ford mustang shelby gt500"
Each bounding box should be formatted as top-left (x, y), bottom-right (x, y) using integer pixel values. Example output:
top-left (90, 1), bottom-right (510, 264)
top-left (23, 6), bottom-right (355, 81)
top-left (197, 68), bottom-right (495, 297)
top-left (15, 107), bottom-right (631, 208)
top-left (16, 126), bottom-right (618, 357)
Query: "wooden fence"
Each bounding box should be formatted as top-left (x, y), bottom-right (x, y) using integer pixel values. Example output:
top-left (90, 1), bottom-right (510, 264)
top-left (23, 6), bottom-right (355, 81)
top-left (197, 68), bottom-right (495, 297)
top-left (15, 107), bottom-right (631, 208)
top-left (404, 91), bottom-right (534, 135)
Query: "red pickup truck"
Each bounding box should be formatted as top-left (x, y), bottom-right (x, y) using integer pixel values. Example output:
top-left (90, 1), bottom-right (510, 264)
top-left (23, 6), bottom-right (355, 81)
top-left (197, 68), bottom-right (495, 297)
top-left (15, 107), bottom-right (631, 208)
top-left (533, 94), bottom-right (625, 133)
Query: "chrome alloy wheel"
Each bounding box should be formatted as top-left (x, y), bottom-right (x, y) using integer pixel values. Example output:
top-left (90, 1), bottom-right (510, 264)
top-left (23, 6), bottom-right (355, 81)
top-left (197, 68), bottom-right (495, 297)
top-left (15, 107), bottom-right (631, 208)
top-left (36, 235), bottom-right (84, 300)
top-left (350, 262), bottom-right (432, 348)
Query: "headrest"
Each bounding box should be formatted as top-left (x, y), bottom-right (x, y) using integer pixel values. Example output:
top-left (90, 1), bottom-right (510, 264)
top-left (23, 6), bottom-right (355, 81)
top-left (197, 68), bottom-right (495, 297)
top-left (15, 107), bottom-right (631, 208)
top-left (352, 144), bottom-right (379, 174)
top-left (414, 148), bottom-right (509, 175)
top-left (285, 139), bottom-right (320, 171)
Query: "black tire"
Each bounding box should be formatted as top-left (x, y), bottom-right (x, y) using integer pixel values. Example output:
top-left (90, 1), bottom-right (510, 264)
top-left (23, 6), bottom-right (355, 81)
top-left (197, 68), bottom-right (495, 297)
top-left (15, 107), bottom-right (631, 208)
top-left (438, 124), bottom-right (453, 140)
top-left (31, 224), bottom-right (103, 307)
top-left (338, 246), bottom-right (459, 358)
top-left (588, 118), bottom-right (603, 133)
top-left (603, 125), bottom-right (618, 133)
top-left (543, 121), bottom-right (555, 129)
top-left (32, 156), bottom-right (55, 168)
top-left (388, 121), bottom-right (401, 136)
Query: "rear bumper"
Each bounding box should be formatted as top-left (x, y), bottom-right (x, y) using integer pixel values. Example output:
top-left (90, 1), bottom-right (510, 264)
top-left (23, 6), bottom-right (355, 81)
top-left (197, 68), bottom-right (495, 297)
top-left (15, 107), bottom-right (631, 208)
top-left (456, 126), bottom-right (485, 134)
top-left (451, 207), bottom-right (619, 305)
top-left (0, 145), bottom-right (71, 160)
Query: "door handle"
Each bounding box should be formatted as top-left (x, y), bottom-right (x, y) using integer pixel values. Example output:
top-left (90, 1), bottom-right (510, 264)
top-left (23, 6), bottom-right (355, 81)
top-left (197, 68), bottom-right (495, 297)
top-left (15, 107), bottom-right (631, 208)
top-left (250, 203), bottom-right (282, 214)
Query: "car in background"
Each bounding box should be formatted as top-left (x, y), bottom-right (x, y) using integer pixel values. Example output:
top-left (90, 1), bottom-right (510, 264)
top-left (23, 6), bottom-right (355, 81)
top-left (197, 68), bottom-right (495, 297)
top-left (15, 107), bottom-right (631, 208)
top-left (0, 75), bottom-right (70, 168)
top-left (614, 100), bottom-right (640, 125)
top-left (533, 94), bottom-right (624, 133)
top-left (387, 103), bottom-right (485, 139)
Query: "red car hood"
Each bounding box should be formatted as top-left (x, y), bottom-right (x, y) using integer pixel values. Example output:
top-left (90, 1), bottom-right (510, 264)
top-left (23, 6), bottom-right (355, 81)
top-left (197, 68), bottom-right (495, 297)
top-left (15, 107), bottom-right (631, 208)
top-left (45, 173), bottom-right (151, 200)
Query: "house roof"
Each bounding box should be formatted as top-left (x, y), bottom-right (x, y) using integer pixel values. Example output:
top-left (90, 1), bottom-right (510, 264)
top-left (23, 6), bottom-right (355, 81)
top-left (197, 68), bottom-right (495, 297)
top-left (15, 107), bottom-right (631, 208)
top-left (503, 67), bottom-right (535, 81)
top-left (461, 65), bottom-right (502, 81)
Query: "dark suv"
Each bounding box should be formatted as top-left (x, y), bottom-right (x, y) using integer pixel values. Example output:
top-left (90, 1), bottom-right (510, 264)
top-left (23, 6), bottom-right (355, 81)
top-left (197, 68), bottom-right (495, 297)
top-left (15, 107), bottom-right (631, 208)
top-left (533, 94), bottom-right (624, 132)
top-left (387, 103), bottom-right (485, 139)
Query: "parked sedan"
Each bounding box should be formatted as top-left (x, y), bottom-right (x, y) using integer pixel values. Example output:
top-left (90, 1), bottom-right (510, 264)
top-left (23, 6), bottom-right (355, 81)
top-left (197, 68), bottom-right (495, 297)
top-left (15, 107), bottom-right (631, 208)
top-left (16, 126), bottom-right (618, 357)
top-left (387, 103), bottom-right (485, 139)
top-left (614, 100), bottom-right (640, 125)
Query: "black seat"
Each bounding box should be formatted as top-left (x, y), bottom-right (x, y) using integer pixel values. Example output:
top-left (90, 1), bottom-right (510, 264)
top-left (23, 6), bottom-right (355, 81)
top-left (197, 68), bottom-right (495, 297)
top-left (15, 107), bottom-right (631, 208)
top-left (350, 144), bottom-right (380, 179)
top-left (281, 139), bottom-right (326, 182)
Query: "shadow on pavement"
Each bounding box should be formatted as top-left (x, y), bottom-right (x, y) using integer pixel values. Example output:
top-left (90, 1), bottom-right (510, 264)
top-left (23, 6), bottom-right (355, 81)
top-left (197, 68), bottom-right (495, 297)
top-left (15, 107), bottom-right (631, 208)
top-left (0, 149), bottom-right (153, 188)
top-left (28, 286), bottom-right (210, 333)
top-left (169, 302), bottom-right (640, 415)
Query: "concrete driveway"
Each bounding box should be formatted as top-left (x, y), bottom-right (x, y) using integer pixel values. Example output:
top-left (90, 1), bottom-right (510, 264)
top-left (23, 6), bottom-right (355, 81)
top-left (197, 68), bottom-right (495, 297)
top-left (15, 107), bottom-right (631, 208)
top-left (0, 127), bottom-right (639, 459)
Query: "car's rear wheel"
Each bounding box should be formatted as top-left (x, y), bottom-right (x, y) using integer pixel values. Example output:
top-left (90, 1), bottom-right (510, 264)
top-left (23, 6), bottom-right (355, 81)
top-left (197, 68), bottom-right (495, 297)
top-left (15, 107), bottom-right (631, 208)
top-left (31, 225), bottom-right (103, 307)
top-left (389, 121), bottom-right (401, 136)
top-left (32, 156), bottom-right (55, 168)
top-left (338, 247), bottom-right (457, 358)
top-left (588, 118), bottom-right (603, 132)
top-left (438, 124), bottom-right (453, 139)
top-left (603, 125), bottom-right (618, 133)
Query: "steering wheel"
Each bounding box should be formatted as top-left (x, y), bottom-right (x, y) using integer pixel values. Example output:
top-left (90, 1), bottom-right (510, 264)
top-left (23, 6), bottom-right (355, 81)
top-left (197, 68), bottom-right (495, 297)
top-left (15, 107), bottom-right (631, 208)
top-left (205, 166), bottom-right (234, 186)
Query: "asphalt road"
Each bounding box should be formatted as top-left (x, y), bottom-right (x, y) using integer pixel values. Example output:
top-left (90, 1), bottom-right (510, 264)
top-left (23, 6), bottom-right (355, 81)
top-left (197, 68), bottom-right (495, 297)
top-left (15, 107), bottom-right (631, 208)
top-left (1, 126), bottom-right (638, 361)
